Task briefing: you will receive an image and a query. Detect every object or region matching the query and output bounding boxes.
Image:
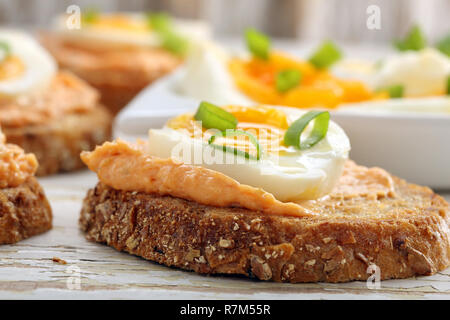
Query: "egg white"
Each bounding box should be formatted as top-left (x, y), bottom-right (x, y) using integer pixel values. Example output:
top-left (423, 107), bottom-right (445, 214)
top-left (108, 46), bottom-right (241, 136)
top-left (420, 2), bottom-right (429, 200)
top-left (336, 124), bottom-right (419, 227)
top-left (176, 40), bottom-right (253, 105)
top-left (147, 107), bottom-right (350, 202)
top-left (374, 48), bottom-right (450, 97)
top-left (332, 59), bottom-right (377, 89)
top-left (0, 30), bottom-right (57, 97)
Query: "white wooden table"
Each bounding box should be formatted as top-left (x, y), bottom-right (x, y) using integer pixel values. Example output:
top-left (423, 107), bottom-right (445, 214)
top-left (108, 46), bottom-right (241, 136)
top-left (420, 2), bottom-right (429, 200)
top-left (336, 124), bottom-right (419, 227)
top-left (0, 170), bottom-right (448, 300)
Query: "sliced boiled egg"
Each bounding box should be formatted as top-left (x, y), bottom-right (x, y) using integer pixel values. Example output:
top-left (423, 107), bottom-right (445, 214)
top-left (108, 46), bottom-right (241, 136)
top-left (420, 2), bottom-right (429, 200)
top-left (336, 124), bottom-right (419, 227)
top-left (53, 12), bottom-right (210, 50)
top-left (147, 105), bottom-right (350, 202)
top-left (176, 40), bottom-right (254, 105)
top-left (177, 39), bottom-right (376, 109)
top-left (0, 30), bottom-right (57, 97)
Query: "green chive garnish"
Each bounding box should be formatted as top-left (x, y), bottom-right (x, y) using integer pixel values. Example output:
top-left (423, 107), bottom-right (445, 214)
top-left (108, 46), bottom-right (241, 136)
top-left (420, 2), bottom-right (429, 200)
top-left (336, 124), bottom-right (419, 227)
top-left (160, 31), bottom-right (189, 56)
top-left (387, 85), bottom-right (404, 98)
top-left (147, 12), bottom-right (172, 33)
top-left (0, 41), bottom-right (11, 58)
top-left (446, 76), bottom-right (450, 95)
top-left (245, 28), bottom-right (271, 60)
top-left (145, 12), bottom-right (188, 56)
top-left (82, 8), bottom-right (99, 25)
top-left (208, 129), bottom-right (262, 160)
top-left (284, 111), bottom-right (330, 150)
top-left (378, 84), bottom-right (404, 98)
top-left (394, 25), bottom-right (426, 51)
top-left (276, 69), bottom-right (302, 93)
top-left (436, 34), bottom-right (450, 57)
top-left (309, 40), bottom-right (342, 69)
top-left (194, 101), bottom-right (238, 132)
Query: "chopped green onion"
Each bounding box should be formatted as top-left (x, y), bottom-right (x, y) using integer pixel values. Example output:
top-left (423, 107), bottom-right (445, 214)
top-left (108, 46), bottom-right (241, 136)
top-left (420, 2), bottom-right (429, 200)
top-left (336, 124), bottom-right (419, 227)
top-left (309, 40), bottom-right (342, 69)
top-left (194, 101), bottom-right (238, 132)
top-left (276, 69), bottom-right (302, 93)
top-left (245, 28), bottom-right (270, 60)
top-left (394, 25), bottom-right (426, 51)
top-left (82, 8), bottom-right (99, 25)
top-left (284, 111), bottom-right (330, 150)
top-left (208, 129), bottom-right (262, 160)
top-left (387, 85), bottom-right (404, 98)
top-left (145, 12), bottom-right (188, 56)
top-left (378, 84), bottom-right (404, 98)
top-left (207, 144), bottom-right (257, 161)
top-left (0, 41), bottom-right (11, 58)
top-left (160, 31), bottom-right (189, 56)
top-left (436, 34), bottom-right (450, 57)
top-left (147, 12), bottom-right (172, 33)
top-left (447, 76), bottom-right (450, 95)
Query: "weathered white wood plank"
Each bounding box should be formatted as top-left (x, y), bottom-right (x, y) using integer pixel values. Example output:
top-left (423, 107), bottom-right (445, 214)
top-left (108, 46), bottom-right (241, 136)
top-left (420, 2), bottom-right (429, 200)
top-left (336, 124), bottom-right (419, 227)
top-left (0, 170), bottom-right (448, 299)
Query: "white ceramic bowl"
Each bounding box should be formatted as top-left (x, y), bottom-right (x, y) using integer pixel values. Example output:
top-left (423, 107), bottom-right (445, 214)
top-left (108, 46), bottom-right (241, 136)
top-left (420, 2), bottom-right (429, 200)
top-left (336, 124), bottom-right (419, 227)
top-left (331, 108), bottom-right (450, 189)
top-left (115, 70), bottom-right (194, 138)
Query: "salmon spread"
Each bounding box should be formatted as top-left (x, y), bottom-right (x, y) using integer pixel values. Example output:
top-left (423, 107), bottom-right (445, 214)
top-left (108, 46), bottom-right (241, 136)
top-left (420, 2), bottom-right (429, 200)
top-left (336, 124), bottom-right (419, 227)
top-left (332, 160), bottom-right (396, 200)
top-left (81, 140), bottom-right (396, 217)
top-left (0, 130), bottom-right (37, 188)
top-left (0, 71), bottom-right (98, 128)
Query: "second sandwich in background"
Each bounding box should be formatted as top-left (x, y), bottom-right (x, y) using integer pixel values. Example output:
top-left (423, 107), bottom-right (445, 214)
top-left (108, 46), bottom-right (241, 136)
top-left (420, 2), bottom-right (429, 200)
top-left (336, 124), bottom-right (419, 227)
top-left (41, 10), bottom-right (210, 114)
top-left (0, 29), bottom-right (112, 176)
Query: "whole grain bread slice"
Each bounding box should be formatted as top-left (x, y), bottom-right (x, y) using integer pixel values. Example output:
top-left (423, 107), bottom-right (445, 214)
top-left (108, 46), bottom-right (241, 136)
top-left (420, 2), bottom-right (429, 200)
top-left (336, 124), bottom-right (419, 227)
top-left (80, 176), bottom-right (450, 283)
top-left (3, 106), bottom-right (112, 176)
top-left (0, 177), bottom-right (52, 244)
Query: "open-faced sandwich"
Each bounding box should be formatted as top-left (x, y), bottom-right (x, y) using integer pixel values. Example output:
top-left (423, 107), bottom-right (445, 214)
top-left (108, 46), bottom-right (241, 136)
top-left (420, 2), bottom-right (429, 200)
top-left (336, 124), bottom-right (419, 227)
top-left (42, 11), bottom-right (210, 114)
top-left (0, 127), bottom-right (51, 244)
top-left (80, 102), bottom-right (449, 283)
top-left (0, 29), bottom-right (112, 176)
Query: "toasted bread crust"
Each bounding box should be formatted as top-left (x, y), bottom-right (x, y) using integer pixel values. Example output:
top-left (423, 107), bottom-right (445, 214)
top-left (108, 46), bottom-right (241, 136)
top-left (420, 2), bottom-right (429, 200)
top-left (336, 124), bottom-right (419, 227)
top-left (0, 177), bottom-right (52, 244)
top-left (80, 178), bottom-right (450, 283)
top-left (41, 34), bottom-right (181, 114)
top-left (3, 106), bottom-right (112, 176)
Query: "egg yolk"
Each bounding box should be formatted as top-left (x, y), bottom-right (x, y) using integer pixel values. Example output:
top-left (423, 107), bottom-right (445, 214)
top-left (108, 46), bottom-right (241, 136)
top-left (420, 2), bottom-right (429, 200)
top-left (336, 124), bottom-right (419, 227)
top-left (87, 14), bottom-right (149, 33)
top-left (228, 51), bottom-right (380, 109)
top-left (166, 105), bottom-right (291, 157)
top-left (0, 55), bottom-right (25, 81)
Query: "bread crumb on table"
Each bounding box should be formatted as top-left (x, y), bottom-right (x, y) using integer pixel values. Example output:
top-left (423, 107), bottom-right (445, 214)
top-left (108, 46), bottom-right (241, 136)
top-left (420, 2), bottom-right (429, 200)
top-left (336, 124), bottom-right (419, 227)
top-left (52, 257), bottom-right (67, 265)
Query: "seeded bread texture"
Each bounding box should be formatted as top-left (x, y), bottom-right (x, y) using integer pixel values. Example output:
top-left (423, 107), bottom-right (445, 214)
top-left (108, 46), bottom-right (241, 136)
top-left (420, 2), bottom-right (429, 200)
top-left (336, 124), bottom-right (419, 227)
top-left (0, 177), bottom-right (52, 244)
top-left (80, 177), bottom-right (450, 283)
